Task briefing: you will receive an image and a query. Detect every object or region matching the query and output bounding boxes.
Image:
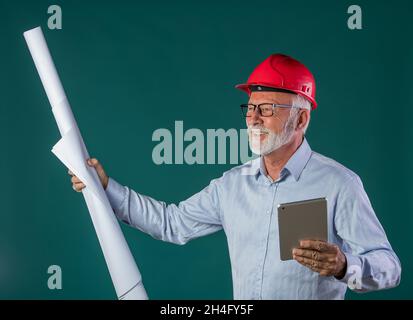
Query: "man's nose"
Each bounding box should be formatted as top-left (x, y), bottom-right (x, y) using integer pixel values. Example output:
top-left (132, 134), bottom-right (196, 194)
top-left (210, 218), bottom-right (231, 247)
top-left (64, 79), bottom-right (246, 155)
top-left (249, 108), bottom-right (263, 125)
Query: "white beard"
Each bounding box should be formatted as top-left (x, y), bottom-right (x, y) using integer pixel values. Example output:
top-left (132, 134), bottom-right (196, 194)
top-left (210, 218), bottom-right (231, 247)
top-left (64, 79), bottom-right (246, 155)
top-left (248, 121), bottom-right (295, 156)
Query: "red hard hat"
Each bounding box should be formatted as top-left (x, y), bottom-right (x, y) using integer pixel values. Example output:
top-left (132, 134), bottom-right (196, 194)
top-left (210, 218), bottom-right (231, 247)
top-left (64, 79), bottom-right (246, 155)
top-left (236, 54), bottom-right (317, 109)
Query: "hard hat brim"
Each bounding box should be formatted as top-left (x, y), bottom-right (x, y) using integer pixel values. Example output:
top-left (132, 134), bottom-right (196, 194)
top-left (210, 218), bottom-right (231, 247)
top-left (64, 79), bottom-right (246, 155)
top-left (235, 83), bottom-right (317, 109)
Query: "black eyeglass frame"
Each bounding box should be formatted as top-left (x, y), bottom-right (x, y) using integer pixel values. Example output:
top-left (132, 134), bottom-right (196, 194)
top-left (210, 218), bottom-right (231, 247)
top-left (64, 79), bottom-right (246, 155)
top-left (240, 103), bottom-right (298, 117)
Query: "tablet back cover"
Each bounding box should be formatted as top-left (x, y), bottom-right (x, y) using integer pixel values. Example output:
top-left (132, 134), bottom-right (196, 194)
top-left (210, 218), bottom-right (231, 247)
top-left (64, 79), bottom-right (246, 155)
top-left (278, 198), bottom-right (328, 261)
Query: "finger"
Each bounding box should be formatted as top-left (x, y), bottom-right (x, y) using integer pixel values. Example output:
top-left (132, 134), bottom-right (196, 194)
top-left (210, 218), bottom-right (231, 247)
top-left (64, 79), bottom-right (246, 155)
top-left (87, 158), bottom-right (100, 168)
top-left (293, 248), bottom-right (315, 259)
top-left (292, 248), bottom-right (334, 262)
top-left (293, 254), bottom-right (337, 276)
top-left (293, 255), bottom-right (331, 271)
top-left (71, 176), bottom-right (82, 184)
top-left (314, 267), bottom-right (333, 276)
top-left (327, 256), bottom-right (339, 264)
top-left (73, 182), bottom-right (85, 191)
top-left (88, 158), bottom-right (105, 174)
top-left (293, 255), bottom-right (314, 268)
top-left (295, 257), bottom-right (330, 275)
top-left (299, 240), bottom-right (331, 252)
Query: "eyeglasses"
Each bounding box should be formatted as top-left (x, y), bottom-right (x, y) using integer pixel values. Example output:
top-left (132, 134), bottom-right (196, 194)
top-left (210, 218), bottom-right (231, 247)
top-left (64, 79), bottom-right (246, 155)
top-left (240, 103), bottom-right (296, 117)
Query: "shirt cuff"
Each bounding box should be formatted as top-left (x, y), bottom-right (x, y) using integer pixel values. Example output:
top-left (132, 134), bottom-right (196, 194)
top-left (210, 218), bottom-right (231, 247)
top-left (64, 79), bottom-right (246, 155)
top-left (105, 177), bottom-right (127, 212)
top-left (335, 252), bottom-right (362, 285)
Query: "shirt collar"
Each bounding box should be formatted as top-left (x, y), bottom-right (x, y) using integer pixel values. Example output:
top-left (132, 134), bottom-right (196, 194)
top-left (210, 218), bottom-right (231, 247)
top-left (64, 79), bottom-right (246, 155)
top-left (252, 137), bottom-right (312, 182)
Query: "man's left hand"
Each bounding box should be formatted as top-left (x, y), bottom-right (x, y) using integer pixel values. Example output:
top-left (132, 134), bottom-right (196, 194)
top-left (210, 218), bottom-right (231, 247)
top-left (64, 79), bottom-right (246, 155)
top-left (292, 240), bottom-right (347, 278)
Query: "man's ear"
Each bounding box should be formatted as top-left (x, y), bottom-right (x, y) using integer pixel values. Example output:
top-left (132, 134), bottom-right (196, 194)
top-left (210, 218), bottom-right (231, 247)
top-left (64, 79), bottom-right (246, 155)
top-left (297, 110), bottom-right (310, 130)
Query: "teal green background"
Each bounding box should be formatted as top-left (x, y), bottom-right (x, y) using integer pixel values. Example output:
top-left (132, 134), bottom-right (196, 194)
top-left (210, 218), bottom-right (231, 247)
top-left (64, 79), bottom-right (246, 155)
top-left (0, 0), bottom-right (412, 299)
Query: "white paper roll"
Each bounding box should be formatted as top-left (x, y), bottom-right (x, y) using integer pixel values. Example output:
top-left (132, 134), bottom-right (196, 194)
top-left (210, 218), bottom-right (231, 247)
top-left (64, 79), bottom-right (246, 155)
top-left (24, 26), bottom-right (148, 300)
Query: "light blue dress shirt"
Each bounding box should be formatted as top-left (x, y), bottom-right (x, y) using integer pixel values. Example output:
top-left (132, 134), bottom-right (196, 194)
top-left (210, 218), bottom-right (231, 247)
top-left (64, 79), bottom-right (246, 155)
top-left (105, 138), bottom-right (401, 299)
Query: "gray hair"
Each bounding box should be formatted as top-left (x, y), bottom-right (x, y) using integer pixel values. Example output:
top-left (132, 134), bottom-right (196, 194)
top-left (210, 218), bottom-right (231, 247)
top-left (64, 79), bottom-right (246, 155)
top-left (287, 94), bottom-right (311, 134)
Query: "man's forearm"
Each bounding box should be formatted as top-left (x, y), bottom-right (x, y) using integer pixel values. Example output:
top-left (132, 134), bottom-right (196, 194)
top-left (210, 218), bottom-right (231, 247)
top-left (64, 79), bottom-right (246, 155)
top-left (105, 178), bottom-right (222, 245)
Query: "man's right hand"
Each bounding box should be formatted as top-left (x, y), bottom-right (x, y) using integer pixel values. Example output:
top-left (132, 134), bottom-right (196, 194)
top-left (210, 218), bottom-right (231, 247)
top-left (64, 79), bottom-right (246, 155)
top-left (69, 158), bottom-right (109, 192)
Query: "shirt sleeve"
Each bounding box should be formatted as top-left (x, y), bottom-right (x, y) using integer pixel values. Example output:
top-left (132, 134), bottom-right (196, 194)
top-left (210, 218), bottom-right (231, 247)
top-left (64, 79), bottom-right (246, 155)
top-left (105, 177), bottom-right (223, 245)
top-left (334, 175), bottom-right (402, 292)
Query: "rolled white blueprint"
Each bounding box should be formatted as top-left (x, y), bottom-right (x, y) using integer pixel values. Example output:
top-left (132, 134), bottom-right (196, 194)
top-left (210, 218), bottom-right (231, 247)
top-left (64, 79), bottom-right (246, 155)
top-left (24, 26), bottom-right (148, 300)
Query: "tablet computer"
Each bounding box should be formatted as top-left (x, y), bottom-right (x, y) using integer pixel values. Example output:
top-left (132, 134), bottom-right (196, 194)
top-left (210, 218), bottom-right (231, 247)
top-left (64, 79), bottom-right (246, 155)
top-left (278, 197), bottom-right (328, 261)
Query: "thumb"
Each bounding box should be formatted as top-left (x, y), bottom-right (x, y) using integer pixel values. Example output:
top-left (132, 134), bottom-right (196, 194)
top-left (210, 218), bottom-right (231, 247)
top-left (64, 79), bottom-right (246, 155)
top-left (87, 158), bottom-right (104, 175)
top-left (87, 158), bottom-right (108, 189)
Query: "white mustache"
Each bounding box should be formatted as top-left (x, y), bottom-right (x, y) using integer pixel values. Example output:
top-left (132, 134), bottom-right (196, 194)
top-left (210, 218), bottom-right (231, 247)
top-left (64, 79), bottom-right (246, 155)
top-left (248, 125), bottom-right (270, 135)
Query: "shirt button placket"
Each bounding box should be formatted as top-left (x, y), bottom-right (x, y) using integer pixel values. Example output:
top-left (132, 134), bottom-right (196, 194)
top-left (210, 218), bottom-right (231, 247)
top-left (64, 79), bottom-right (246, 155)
top-left (257, 183), bottom-right (278, 299)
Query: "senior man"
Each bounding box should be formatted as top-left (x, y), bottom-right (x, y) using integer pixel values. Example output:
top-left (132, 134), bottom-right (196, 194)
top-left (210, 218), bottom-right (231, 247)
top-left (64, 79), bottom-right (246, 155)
top-left (70, 54), bottom-right (401, 299)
